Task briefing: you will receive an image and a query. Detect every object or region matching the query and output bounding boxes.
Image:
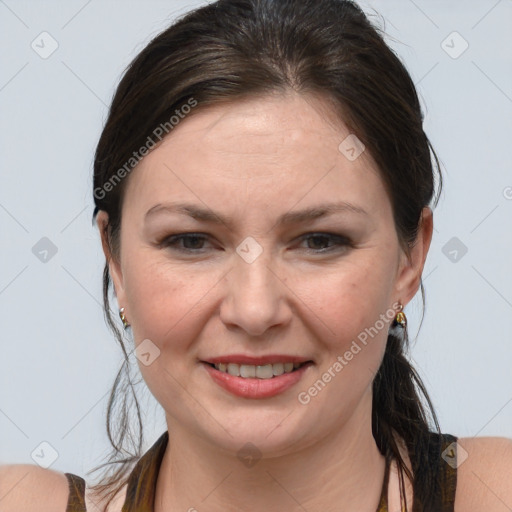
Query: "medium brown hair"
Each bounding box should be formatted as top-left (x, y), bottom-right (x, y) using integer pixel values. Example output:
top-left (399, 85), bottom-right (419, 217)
top-left (89, 1), bottom-right (444, 509)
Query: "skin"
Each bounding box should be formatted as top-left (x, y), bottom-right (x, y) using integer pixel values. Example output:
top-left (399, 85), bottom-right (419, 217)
top-left (97, 90), bottom-right (434, 511)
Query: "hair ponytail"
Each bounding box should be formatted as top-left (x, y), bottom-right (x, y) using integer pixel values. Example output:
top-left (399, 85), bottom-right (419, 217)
top-left (373, 284), bottom-right (441, 509)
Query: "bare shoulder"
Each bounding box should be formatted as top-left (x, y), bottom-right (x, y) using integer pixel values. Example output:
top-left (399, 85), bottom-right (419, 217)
top-left (0, 464), bottom-right (70, 512)
top-left (455, 436), bottom-right (512, 512)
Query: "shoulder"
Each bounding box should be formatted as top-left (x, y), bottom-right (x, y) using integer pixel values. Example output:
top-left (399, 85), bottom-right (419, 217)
top-left (0, 464), bottom-right (70, 511)
top-left (455, 436), bottom-right (512, 512)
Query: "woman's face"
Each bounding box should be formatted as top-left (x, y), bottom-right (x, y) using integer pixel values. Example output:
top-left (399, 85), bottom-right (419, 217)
top-left (98, 91), bottom-right (431, 455)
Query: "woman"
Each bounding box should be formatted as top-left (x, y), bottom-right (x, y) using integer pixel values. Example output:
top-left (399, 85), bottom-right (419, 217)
top-left (1, 0), bottom-right (511, 511)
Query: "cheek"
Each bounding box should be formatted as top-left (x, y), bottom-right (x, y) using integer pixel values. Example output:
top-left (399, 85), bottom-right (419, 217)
top-left (123, 255), bottom-right (210, 347)
top-left (123, 259), bottom-right (214, 400)
top-left (295, 263), bottom-right (393, 417)
top-left (308, 258), bottom-right (392, 328)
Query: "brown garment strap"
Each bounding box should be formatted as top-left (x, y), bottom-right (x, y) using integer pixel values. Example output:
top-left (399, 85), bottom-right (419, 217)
top-left (436, 434), bottom-right (458, 512)
top-left (64, 473), bottom-right (87, 512)
top-left (376, 454), bottom-right (392, 511)
top-left (411, 432), bottom-right (458, 512)
top-left (375, 432), bottom-right (458, 512)
top-left (122, 431), bottom-right (169, 512)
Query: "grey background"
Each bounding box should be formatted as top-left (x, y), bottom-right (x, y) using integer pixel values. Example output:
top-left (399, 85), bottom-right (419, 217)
top-left (1, 0), bottom-right (511, 480)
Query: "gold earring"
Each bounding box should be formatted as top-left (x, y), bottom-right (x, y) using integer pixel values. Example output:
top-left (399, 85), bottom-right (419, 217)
top-left (119, 307), bottom-right (130, 329)
top-left (393, 303), bottom-right (407, 328)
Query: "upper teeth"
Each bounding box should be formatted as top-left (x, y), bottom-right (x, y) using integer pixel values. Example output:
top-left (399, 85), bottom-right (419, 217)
top-left (214, 362), bottom-right (303, 379)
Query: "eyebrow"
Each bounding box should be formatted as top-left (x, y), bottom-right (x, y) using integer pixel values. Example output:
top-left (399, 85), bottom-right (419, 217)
top-left (144, 201), bottom-right (368, 229)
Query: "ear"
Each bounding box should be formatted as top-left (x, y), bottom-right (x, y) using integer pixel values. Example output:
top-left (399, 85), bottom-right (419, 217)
top-left (394, 206), bottom-right (433, 305)
top-left (96, 210), bottom-right (127, 307)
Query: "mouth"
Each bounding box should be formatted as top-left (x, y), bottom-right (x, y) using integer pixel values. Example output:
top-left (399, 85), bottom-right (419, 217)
top-left (202, 361), bottom-right (311, 379)
top-left (200, 359), bottom-right (314, 399)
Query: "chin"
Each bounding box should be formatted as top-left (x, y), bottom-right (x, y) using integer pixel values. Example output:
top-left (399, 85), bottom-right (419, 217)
top-left (195, 409), bottom-right (313, 457)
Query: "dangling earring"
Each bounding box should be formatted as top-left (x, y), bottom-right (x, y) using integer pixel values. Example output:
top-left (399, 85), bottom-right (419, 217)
top-left (119, 307), bottom-right (130, 329)
top-left (392, 302), bottom-right (407, 328)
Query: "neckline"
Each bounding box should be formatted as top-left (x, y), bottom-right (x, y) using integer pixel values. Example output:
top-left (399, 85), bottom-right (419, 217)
top-left (121, 430), bottom-right (391, 512)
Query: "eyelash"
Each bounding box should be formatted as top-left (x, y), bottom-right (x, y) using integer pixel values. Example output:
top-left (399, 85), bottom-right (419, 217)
top-left (160, 232), bottom-right (352, 254)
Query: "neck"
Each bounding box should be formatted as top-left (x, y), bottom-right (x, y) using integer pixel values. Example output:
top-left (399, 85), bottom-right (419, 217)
top-left (154, 394), bottom-right (386, 512)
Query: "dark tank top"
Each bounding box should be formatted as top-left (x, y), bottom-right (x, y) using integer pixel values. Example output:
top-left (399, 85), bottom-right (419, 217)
top-left (65, 431), bottom-right (458, 511)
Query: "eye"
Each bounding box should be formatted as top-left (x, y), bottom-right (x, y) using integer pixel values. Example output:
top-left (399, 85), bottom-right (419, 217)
top-left (160, 232), bottom-right (352, 254)
top-left (297, 232), bottom-right (351, 253)
top-left (161, 233), bottom-right (212, 252)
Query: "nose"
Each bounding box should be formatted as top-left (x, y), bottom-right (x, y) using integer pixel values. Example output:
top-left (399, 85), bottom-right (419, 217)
top-left (219, 248), bottom-right (291, 337)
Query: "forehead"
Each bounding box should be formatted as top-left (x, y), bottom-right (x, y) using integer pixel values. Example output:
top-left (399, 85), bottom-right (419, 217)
top-left (122, 92), bottom-right (387, 219)
top-left (151, 92), bottom-right (364, 162)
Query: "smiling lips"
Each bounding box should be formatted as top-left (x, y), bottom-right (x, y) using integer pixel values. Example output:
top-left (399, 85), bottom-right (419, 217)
top-left (201, 355), bottom-right (314, 399)
top-left (203, 354), bottom-right (311, 379)
top-left (211, 361), bottom-right (304, 379)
